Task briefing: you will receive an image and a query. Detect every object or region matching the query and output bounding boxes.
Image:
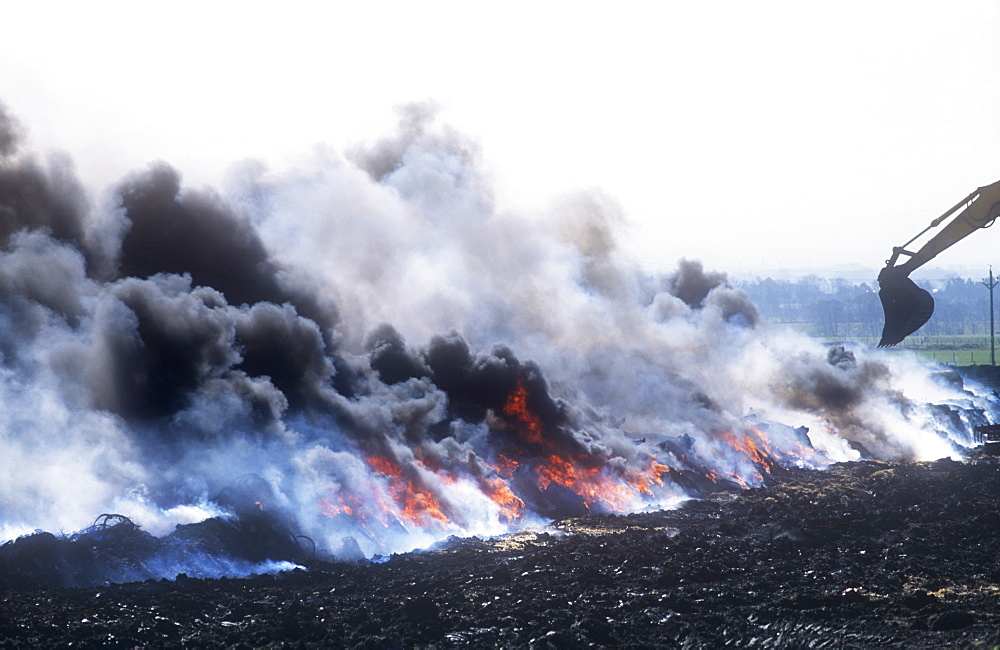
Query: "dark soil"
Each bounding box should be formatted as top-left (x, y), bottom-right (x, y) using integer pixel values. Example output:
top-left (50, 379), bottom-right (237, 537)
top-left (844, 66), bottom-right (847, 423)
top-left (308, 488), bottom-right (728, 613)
top-left (2, 454), bottom-right (1000, 648)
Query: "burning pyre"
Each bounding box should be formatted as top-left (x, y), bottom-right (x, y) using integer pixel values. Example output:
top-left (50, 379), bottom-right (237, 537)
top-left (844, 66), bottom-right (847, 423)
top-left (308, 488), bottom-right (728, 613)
top-left (0, 99), bottom-right (998, 586)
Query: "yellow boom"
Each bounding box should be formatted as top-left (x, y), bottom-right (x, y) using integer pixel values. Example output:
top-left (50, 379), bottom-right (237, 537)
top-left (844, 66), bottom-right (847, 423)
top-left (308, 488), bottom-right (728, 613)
top-left (878, 179), bottom-right (1000, 347)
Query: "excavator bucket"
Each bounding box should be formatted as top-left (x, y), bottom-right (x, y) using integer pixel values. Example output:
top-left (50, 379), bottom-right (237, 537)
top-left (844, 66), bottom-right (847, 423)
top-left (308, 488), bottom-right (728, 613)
top-left (877, 277), bottom-right (934, 347)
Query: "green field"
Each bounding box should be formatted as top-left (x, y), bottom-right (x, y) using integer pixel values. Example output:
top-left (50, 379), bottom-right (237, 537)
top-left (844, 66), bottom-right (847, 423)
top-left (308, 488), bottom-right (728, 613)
top-left (911, 348), bottom-right (994, 366)
top-left (820, 334), bottom-right (998, 366)
top-left (887, 334), bottom-right (994, 367)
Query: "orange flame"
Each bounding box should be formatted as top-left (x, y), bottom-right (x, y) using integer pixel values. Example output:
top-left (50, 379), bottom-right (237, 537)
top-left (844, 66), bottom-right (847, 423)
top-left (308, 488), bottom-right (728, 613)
top-left (722, 432), bottom-right (775, 475)
top-left (490, 454), bottom-right (520, 479)
top-left (501, 380), bottom-right (681, 512)
top-left (480, 476), bottom-right (526, 523)
top-left (478, 458), bottom-right (526, 523)
top-left (367, 456), bottom-right (450, 526)
top-left (314, 382), bottom-right (690, 537)
top-left (722, 428), bottom-right (781, 481)
top-left (628, 460), bottom-right (671, 496)
top-left (317, 491), bottom-right (398, 541)
top-left (535, 455), bottom-right (638, 511)
top-left (707, 427), bottom-right (794, 488)
top-left (502, 379), bottom-right (544, 444)
top-left (318, 495), bottom-right (355, 518)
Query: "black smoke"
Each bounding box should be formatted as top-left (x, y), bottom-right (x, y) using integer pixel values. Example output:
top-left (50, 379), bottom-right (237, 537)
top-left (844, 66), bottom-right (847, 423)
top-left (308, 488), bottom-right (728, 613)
top-left (0, 99), bottom-right (995, 580)
top-left (0, 102), bottom-right (89, 258)
top-left (116, 163), bottom-right (338, 333)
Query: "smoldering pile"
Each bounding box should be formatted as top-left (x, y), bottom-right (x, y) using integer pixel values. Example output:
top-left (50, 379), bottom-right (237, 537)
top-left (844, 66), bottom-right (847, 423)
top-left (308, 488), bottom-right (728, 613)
top-left (0, 99), bottom-right (998, 586)
top-left (3, 454), bottom-right (999, 647)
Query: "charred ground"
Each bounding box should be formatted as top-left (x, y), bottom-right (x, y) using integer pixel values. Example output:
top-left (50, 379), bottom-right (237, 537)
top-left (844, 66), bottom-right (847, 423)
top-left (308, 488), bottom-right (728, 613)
top-left (2, 454), bottom-right (999, 648)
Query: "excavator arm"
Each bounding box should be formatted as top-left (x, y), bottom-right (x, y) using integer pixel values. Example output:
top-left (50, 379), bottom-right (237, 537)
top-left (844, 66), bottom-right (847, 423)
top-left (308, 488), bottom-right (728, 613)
top-left (878, 179), bottom-right (1000, 347)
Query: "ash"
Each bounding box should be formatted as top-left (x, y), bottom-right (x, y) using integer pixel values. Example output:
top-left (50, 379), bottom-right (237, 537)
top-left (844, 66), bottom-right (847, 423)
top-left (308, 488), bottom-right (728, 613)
top-left (2, 454), bottom-right (999, 648)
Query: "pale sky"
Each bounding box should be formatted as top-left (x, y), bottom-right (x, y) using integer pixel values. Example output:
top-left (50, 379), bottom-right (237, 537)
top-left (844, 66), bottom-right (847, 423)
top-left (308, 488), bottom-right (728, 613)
top-left (2, 1), bottom-right (999, 277)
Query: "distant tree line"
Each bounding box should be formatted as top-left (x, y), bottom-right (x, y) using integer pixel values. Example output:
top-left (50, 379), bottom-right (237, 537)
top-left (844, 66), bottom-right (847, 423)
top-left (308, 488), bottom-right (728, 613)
top-left (737, 276), bottom-right (995, 339)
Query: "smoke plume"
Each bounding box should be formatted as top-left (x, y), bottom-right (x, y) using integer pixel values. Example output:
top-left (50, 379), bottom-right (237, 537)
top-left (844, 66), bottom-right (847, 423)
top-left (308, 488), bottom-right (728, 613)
top-left (0, 100), bottom-right (996, 577)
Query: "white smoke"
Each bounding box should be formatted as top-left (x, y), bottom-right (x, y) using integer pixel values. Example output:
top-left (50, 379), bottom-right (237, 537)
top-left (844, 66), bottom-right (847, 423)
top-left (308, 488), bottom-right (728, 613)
top-left (0, 100), bottom-right (997, 575)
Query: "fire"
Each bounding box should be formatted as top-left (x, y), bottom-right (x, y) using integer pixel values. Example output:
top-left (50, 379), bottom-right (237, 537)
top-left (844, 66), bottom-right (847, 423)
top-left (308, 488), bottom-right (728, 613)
top-left (692, 425), bottom-right (826, 490)
top-left (477, 458), bottom-right (526, 523)
top-left (315, 395), bottom-right (814, 544)
top-left (318, 451), bottom-right (532, 537)
top-left (318, 495), bottom-right (355, 518)
top-left (722, 430), bottom-right (777, 476)
top-left (366, 455), bottom-right (451, 526)
top-left (479, 476), bottom-right (526, 523)
top-left (314, 382), bottom-right (702, 542)
top-left (709, 426), bottom-right (803, 488)
top-left (502, 379), bottom-right (544, 444)
top-left (317, 456), bottom-right (453, 533)
top-left (628, 460), bottom-right (671, 496)
top-left (317, 491), bottom-right (396, 540)
top-left (536, 455), bottom-right (633, 510)
top-left (490, 454), bottom-right (519, 479)
top-left (500, 380), bottom-right (681, 512)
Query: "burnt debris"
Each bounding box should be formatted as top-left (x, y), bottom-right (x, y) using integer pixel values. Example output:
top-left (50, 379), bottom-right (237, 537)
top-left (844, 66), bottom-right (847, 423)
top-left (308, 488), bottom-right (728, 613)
top-left (0, 510), bottom-right (310, 591)
top-left (1, 456), bottom-right (999, 647)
